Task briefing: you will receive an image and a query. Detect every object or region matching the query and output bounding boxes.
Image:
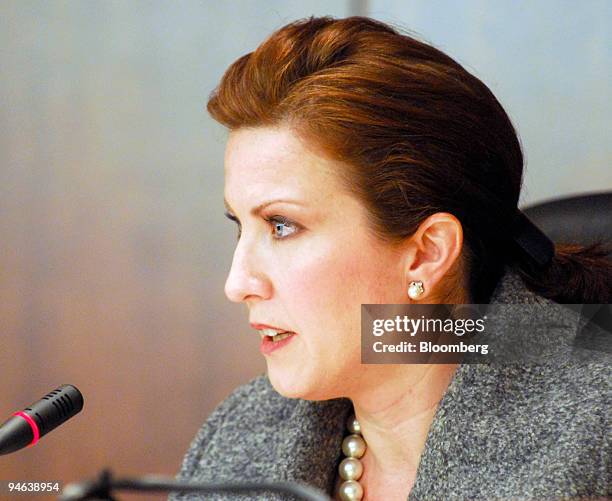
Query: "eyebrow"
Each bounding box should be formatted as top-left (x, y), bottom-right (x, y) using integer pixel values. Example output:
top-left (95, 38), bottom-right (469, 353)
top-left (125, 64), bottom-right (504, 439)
top-left (223, 198), bottom-right (305, 217)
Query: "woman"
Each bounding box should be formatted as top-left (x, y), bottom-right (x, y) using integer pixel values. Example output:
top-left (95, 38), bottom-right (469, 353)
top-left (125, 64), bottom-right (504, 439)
top-left (171, 16), bottom-right (611, 500)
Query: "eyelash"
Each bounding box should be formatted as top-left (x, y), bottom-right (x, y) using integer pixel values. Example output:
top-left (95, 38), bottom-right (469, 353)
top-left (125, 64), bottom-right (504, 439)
top-left (224, 213), bottom-right (299, 241)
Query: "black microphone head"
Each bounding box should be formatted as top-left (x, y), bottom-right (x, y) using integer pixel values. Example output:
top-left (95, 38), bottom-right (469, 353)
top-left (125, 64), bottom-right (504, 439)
top-left (25, 384), bottom-right (84, 437)
top-left (0, 384), bottom-right (84, 455)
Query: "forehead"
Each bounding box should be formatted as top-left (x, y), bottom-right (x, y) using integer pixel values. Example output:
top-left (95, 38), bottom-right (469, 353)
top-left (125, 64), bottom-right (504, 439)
top-left (224, 126), bottom-right (340, 200)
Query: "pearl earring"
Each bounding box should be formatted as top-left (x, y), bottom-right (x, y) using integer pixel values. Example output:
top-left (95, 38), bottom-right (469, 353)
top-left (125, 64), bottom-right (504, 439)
top-left (408, 280), bottom-right (425, 300)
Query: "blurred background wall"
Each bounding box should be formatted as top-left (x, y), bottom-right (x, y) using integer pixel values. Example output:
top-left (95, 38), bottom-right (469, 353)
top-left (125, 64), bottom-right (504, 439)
top-left (0, 1), bottom-right (609, 499)
top-left (369, 0), bottom-right (612, 205)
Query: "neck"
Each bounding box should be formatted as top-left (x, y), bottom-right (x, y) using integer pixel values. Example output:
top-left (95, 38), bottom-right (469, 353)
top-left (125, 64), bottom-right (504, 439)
top-left (347, 364), bottom-right (458, 473)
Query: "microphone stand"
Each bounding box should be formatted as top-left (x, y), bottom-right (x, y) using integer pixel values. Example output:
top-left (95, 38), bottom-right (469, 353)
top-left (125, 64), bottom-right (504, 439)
top-left (59, 469), bottom-right (332, 501)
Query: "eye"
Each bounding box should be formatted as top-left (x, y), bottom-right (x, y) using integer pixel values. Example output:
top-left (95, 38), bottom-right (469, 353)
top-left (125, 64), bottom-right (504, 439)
top-left (224, 212), bottom-right (299, 241)
top-left (267, 216), bottom-right (298, 240)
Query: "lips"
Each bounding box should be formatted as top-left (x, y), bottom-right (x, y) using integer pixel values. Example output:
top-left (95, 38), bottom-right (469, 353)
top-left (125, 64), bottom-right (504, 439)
top-left (250, 322), bottom-right (294, 334)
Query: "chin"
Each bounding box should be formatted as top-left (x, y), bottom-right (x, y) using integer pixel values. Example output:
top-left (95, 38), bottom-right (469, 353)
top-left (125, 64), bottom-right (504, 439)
top-left (266, 364), bottom-right (342, 401)
top-left (266, 366), bottom-right (310, 399)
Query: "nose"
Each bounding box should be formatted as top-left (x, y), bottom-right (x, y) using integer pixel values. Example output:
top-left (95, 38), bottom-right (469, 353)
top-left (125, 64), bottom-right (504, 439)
top-left (224, 236), bottom-right (272, 303)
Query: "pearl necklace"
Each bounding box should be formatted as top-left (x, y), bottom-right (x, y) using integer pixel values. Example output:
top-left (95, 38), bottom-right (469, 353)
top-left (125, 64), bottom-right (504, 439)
top-left (337, 414), bottom-right (366, 501)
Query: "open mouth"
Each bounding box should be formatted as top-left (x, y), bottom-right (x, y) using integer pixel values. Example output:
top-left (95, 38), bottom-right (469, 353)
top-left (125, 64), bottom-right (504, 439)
top-left (259, 329), bottom-right (295, 343)
top-left (259, 329), bottom-right (298, 355)
top-left (260, 330), bottom-right (296, 342)
top-left (268, 332), bottom-right (294, 342)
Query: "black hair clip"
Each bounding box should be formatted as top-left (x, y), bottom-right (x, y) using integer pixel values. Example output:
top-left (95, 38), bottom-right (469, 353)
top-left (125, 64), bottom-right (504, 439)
top-left (511, 211), bottom-right (555, 270)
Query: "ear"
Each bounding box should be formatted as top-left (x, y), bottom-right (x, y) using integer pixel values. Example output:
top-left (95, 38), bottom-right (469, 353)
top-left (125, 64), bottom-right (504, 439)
top-left (403, 212), bottom-right (464, 302)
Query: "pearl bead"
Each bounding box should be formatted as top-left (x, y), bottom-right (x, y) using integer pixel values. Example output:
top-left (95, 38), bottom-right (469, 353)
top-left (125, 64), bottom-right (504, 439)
top-left (408, 280), bottom-right (424, 299)
top-left (337, 415), bottom-right (366, 501)
top-left (346, 415), bottom-right (361, 434)
top-left (339, 457), bottom-right (363, 480)
top-left (342, 434), bottom-right (366, 459)
top-left (338, 479), bottom-right (364, 501)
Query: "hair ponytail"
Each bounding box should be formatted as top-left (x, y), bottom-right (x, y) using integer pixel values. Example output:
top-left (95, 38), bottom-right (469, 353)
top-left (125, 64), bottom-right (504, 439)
top-left (516, 241), bottom-right (612, 303)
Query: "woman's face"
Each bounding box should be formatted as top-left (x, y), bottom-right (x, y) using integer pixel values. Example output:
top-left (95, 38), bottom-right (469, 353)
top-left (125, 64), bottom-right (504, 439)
top-left (223, 126), bottom-right (411, 400)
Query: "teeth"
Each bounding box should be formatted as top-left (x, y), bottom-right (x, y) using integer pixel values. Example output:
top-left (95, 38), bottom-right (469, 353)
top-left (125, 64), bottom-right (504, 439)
top-left (260, 328), bottom-right (287, 337)
top-left (271, 332), bottom-right (293, 342)
top-left (259, 328), bottom-right (294, 342)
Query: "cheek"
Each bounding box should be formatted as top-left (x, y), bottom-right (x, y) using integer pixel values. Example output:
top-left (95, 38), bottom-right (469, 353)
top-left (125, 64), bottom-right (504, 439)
top-left (276, 239), bottom-right (399, 335)
top-left (281, 249), bottom-right (353, 327)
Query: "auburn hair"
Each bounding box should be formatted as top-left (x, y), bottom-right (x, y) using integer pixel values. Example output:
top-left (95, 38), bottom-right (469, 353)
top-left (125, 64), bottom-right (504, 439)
top-left (208, 16), bottom-right (611, 304)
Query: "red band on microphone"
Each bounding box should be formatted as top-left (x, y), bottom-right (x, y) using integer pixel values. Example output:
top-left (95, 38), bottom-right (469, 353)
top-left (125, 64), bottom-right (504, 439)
top-left (14, 411), bottom-right (40, 446)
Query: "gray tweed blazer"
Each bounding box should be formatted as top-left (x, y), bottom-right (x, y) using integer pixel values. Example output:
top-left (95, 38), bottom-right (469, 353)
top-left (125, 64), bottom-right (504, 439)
top-left (170, 266), bottom-right (611, 500)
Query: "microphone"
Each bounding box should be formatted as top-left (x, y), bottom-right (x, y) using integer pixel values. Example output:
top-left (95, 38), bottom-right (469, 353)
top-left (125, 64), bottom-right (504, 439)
top-left (0, 384), bottom-right (84, 455)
